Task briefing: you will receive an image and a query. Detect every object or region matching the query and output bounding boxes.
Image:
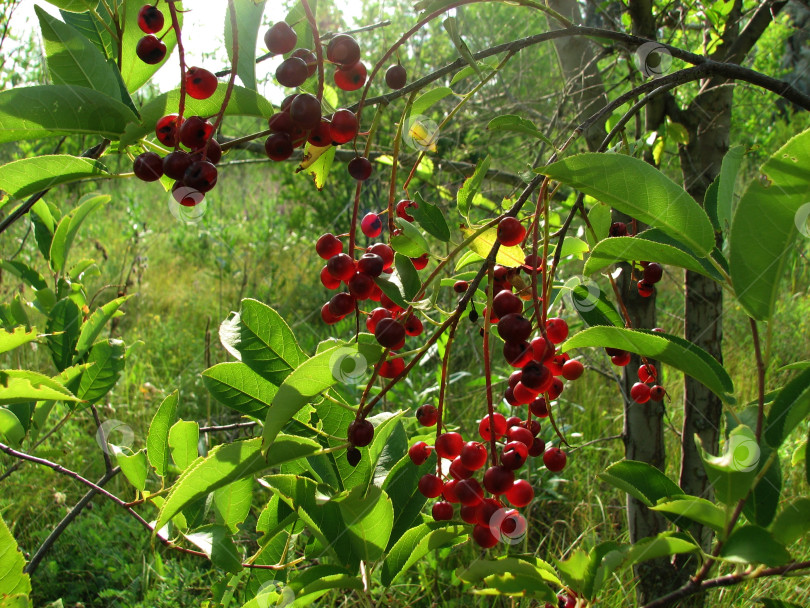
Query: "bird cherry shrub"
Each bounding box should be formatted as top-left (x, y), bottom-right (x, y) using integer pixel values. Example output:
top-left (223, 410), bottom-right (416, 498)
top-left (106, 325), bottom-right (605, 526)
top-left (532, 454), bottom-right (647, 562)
top-left (1, 1), bottom-right (809, 607)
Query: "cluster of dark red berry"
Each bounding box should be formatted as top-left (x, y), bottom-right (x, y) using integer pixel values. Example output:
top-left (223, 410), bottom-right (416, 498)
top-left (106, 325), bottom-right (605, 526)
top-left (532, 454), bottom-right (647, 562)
top-left (609, 221), bottom-right (665, 297)
top-left (132, 5), bottom-right (223, 207)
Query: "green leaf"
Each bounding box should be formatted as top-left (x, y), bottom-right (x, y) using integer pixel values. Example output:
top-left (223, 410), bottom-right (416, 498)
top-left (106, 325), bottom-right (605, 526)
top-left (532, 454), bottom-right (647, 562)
top-left (583, 236), bottom-right (720, 280)
top-left (120, 85), bottom-right (273, 146)
top-left (203, 362), bottom-right (278, 418)
top-left (214, 476), bottom-right (254, 533)
top-left (0, 370), bottom-right (79, 405)
top-left (219, 299), bottom-right (306, 385)
top-left (394, 254), bottom-right (421, 302)
top-left (373, 272), bottom-right (410, 310)
top-left (460, 226), bottom-right (524, 268)
top-left (112, 447), bottom-right (148, 492)
top-left (147, 390), bottom-right (178, 477)
top-left (457, 155), bottom-right (490, 219)
top-left (555, 549), bottom-right (590, 595)
top-left (764, 367), bottom-right (810, 448)
top-left (697, 424), bottom-right (760, 505)
top-left (599, 460), bottom-right (683, 507)
top-left (46, 298), bottom-right (80, 370)
top-left (770, 498), bottom-right (810, 546)
top-left (563, 282), bottom-right (623, 328)
top-left (562, 327), bottom-right (734, 403)
top-left (720, 525), bottom-right (791, 566)
top-left (443, 17), bottom-right (480, 77)
top-left (651, 497), bottom-right (727, 535)
top-left (704, 176), bottom-right (721, 231)
top-left (411, 87), bottom-right (453, 117)
top-left (333, 485), bottom-right (393, 563)
top-left (156, 436), bottom-right (320, 530)
top-left (225, 0), bottom-right (267, 91)
top-left (0, 85), bottom-right (137, 144)
top-left (0, 512), bottom-right (32, 599)
top-left (35, 7), bottom-right (121, 100)
top-left (0, 155), bottom-right (111, 201)
top-left (61, 8), bottom-right (114, 60)
top-left (457, 557), bottom-right (559, 601)
top-left (31, 200), bottom-right (56, 260)
top-left (75, 295), bottom-right (132, 359)
top-left (743, 442), bottom-right (781, 527)
top-left (621, 532), bottom-right (700, 568)
top-left (120, 0), bottom-right (181, 92)
top-left (538, 153), bottom-right (715, 255)
top-left (729, 128), bottom-right (810, 320)
top-left (76, 339), bottom-right (125, 404)
top-left (261, 340), bottom-right (382, 451)
top-left (411, 192), bottom-right (450, 242)
top-left (0, 408), bottom-right (25, 447)
top-left (381, 523), bottom-right (467, 586)
top-left (586, 202), bottom-right (612, 247)
top-left (183, 524), bottom-right (243, 573)
top-left (382, 450), bottom-right (437, 547)
top-left (486, 114), bottom-right (553, 146)
top-left (716, 145), bottom-right (744, 234)
top-left (297, 144), bottom-right (336, 191)
top-left (0, 327), bottom-right (40, 355)
top-left (390, 218), bottom-right (429, 257)
top-left (0, 262), bottom-right (47, 291)
top-left (49, 193), bottom-right (110, 273)
top-left (168, 419), bottom-right (199, 472)
top-left (42, 0), bottom-right (93, 12)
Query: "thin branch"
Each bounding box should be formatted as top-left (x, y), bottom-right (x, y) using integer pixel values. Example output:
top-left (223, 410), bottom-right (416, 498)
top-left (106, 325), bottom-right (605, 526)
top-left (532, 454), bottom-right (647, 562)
top-left (199, 421), bottom-right (258, 433)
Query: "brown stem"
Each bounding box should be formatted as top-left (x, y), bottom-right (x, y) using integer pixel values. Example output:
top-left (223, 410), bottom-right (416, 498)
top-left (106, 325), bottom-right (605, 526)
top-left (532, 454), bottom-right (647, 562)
top-left (300, 0), bottom-right (324, 102)
top-left (483, 262), bottom-right (499, 466)
top-left (210, 0), bottom-right (239, 139)
top-left (166, 1), bottom-right (187, 137)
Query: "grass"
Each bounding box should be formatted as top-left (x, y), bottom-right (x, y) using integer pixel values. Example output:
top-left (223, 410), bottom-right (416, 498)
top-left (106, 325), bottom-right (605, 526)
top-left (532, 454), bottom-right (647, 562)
top-left (1, 158), bottom-right (809, 607)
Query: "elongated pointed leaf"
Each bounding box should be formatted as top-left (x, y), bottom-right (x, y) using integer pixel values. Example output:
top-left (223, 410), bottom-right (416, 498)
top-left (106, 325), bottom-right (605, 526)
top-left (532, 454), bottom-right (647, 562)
top-left (0, 370), bottom-right (79, 405)
top-left (156, 436), bottom-right (320, 530)
top-left (225, 0), bottom-right (266, 91)
top-left (390, 218), bottom-right (429, 257)
top-left (43, 0), bottom-right (93, 11)
top-left (621, 532), bottom-right (700, 568)
top-left (203, 362), bottom-right (278, 418)
top-left (0, 513), bottom-right (32, 599)
top-left (214, 477), bottom-right (254, 533)
top-left (584, 236), bottom-right (720, 280)
top-left (46, 298), bottom-right (80, 370)
top-left (61, 8), bottom-right (114, 60)
top-left (716, 145), bottom-right (744, 233)
top-left (651, 497), bottom-right (726, 535)
top-left (764, 367), bottom-right (810, 448)
top-left (76, 339), bottom-right (125, 404)
top-left (411, 87), bottom-right (453, 117)
top-left (458, 557), bottom-right (559, 602)
top-left (49, 193), bottom-right (110, 273)
top-left (457, 155), bottom-right (490, 219)
top-left (183, 524), bottom-right (243, 573)
top-left (539, 153), bottom-right (715, 255)
top-left (729, 128), bottom-right (810, 320)
top-left (0, 262), bottom-right (47, 291)
top-left (487, 114), bottom-right (553, 145)
top-left (599, 460), bottom-right (683, 507)
top-left (720, 525), bottom-right (791, 566)
top-left (334, 485), bottom-right (393, 563)
top-left (0, 85), bottom-right (136, 144)
top-left (0, 327), bottom-right (40, 355)
top-left (770, 498), bottom-right (810, 546)
top-left (147, 391), bottom-right (178, 476)
top-left (112, 446), bottom-right (148, 492)
top-left (562, 327), bottom-right (734, 403)
top-left (0, 408), bottom-right (25, 447)
top-left (120, 0), bottom-right (180, 92)
top-left (35, 7), bottom-right (121, 99)
top-left (168, 419), bottom-right (199, 472)
top-left (381, 523), bottom-right (467, 586)
top-left (76, 295), bottom-right (132, 359)
top-left (0, 156), bottom-right (111, 201)
top-left (411, 192), bottom-right (450, 242)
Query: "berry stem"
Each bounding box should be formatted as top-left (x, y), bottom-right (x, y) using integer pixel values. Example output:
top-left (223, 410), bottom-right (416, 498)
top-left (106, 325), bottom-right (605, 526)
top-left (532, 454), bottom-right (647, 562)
top-left (348, 103), bottom-right (385, 257)
top-left (387, 89), bottom-right (419, 235)
top-left (209, 0), bottom-right (239, 147)
top-left (436, 316), bottom-right (460, 477)
top-left (167, 0), bottom-right (188, 137)
top-left (483, 262), bottom-right (498, 466)
top-left (300, 0), bottom-right (324, 102)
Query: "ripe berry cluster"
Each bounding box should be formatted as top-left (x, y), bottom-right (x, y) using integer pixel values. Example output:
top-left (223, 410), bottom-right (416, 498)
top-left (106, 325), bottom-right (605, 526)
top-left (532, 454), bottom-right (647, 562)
top-left (608, 221), bottom-right (666, 297)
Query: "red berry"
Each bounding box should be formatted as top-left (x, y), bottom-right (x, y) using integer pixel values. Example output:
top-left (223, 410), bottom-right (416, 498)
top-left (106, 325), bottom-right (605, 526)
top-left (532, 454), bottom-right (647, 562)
top-left (543, 447), bottom-right (567, 472)
top-left (411, 253), bottom-right (429, 270)
top-left (365, 307), bottom-right (391, 333)
top-left (137, 5), bottom-right (164, 33)
top-left (460, 505), bottom-right (478, 524)
top-left (132, 152), bottom-right (163, 182)
top-left (545, 318), bottom-right (569, 344)
top-left (155, 114), bottom-right (182, 146)
top-left (418, 474), bottom-right (443, 498)
top-left (178, 115), bottom-right (213, 149)
top-left (334, 61), bottom-right (367, 91)
top-left (315, 235), bottom-right (341, 260)
top-left (530, 397), bottom-right (549, 418)
top-left (528, 436), bottom-right (546, 457)
top-left (493, 291), bottom-right (523, 318)
top-left (171, 181), bottom-right (204, 207)
top-left (404, 315), bottom-right (423, 337)
top-left (415, 404), bottom-right (438, 427)
top-left (264, 21), bottom-right (297, 55)
top-left (378, 356), bottom-right (405, 378)
top-left (326, 34), bottom-right (360, 66)
top-left (453, 280), bottom-right (469, 294)
top-left (521, 362), bottom-right (553, 392)
top-left (638, 363), bottom-right (658, 383)
top-left (320, 266), bottom-right (340, 290)
top-left (449, 457), bottom-right (473, 480)
top-left (348, 156), bottom-right (372, 181)
top-left (472, 524), bottom-right (499, 548)
top-left (503, 341), bottom-right (533, 368)
top-left (506, 425), bottom-right (534, 447)
top-left (649, 385), bottom-right (666, 401)
top-left (326, 253), bottom-right (355, 281)
top-left (501, 441), bottom-right (528, 470)
top-left (479, 413), bottom-right (507, 441)
top-left (328, 292), bottom-right (356, 317)
top-left (644, 262), bottom-right (663, 284)
top-left (408, 441), bottom-right (431, 465)
top-left (547, 377), bottom-right (564, 400)
top-left (611, 351), bottom-right (632, 366)
top-left (443, 479), bottom-right (460, 503)
top-left (460, 441), bottom-right (488, 471)
top-left (385, 64), bottom-right (407, 89)
top-left (329, 109), bottom-right (359, 144)
top-left (432, 501), bottom-right (454, 521)
top-left (276, 57), bottom-right (309, 88)
top-left (436, 432), bottom-right (463, 460)
top-left (184, 160), bottom-right (217, 193)
top-left (497, 314), bottom-right (532, 343)
top-left (162, 150), bottom-right (192, 180)
top-left (375, 317), bottom-right (406, 349)
top-left (264, 132), bottom-right (294, 161)
top-left (368, 243), bottom-right (394, 269)
top-left (136, 35), bottom-right (166, 64)
top-left (496, 217), bottom-right (526, 246)
top-left (193, 138), bottom-right (222, 164)
top-left (561, 359), bottom-right (584, 381)
top-left (505, 479), bottom-right (534, 507)
top-left (396, 199), bottom-right (417, 221)
top-left (290, 93), bottom-right (322, 129)
top-left (609, 221), bottom-right (628, 237)
top-left (320, 302), bottom-right (343, 324)
top-left (357, 253), bottom-right (384, 277)
top-left (291, 48), bottom-right (317, 76)
top-left (531, 336), bottom-right (555, 362)
top-left (307, 119), bottom-right (332, 147)
top-left (483, 465), bottom-right (515, 495)
top-left (512, 382), bottom-right (537, 405)
top-left (361, 212), bottom-right (382, 238)
top-left (630, 382), bottom-right (651, 404)
top-left (347, 419), bottom-right (374, 447)
top-left (455, 478), bottom-right (484, 506)
top-left (638, 280), bottom-right (655, 297)
top-left (185, 67), bottom-right (218, 100)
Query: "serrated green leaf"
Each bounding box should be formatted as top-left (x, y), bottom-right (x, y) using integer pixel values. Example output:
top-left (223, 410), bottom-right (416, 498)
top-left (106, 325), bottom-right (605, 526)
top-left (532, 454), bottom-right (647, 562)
top-left (147, 390), bottom-right (178, 477)
top-left (720, 525), bottom-right (791, 566)
top-left (168, 419), bottom-right (199, 472)
top-left (46, 298), bottom-right (80, 371)
top-left (457, 155), bottom-right (490, 220)
top-left (651, 497), bottom-right (726, 535)
top-left (382, 523), bottom-right (467, 586)
top-left (0, 513), bottom-right (32, 599)
top-left (0, 262), bottom-right (47, 291)
top-left (183, 524), bottom-right (243, 573)
top-left (112, 446), bottom-right (148, 492)
top-left (390, 218), bottom-right (429, 257)
top-left (0, 156), bottom-right (111, 201)
top-left (487, 114), bottom-right (553, 146)
top-left (334, 485), bottom-right (393, 563)
top-left (0, 408), bottom-right (25, 447)
top-left (49, 193), bottom-right (109, 273)
top-left (764, 367), bottom-right (810, 448)
top-left (214, 476), bottom-right (254, 533)
top-left (599, 460), bottom-right (683, 507)
top-left (697, 424), bottom-right (760, 505)
top-left (0, 370), bottom-right (78, 405)
top-left (75, 295), bottom-right (131, 359)
top-left (411, 192), bottom-right (450, 242)
top-left (225, 0), bottom-right (267, 91)
top-left (203, 362), bottom-right (278, 418)
top-left (76, 338), bottom-right (124, 404)
top-left (411, 87), bottom-right (453, 117)
top-left (584, 236), bottom-right (720, 280)
top-left (0, 327), bottom-right (40, 355)
top-left (538, 153), bottom-right (715, 255)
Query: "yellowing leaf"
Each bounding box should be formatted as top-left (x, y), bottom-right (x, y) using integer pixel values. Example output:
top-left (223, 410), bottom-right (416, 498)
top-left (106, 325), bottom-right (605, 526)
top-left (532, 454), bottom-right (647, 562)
top-left (461, 227), bottom-right (524, 268)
